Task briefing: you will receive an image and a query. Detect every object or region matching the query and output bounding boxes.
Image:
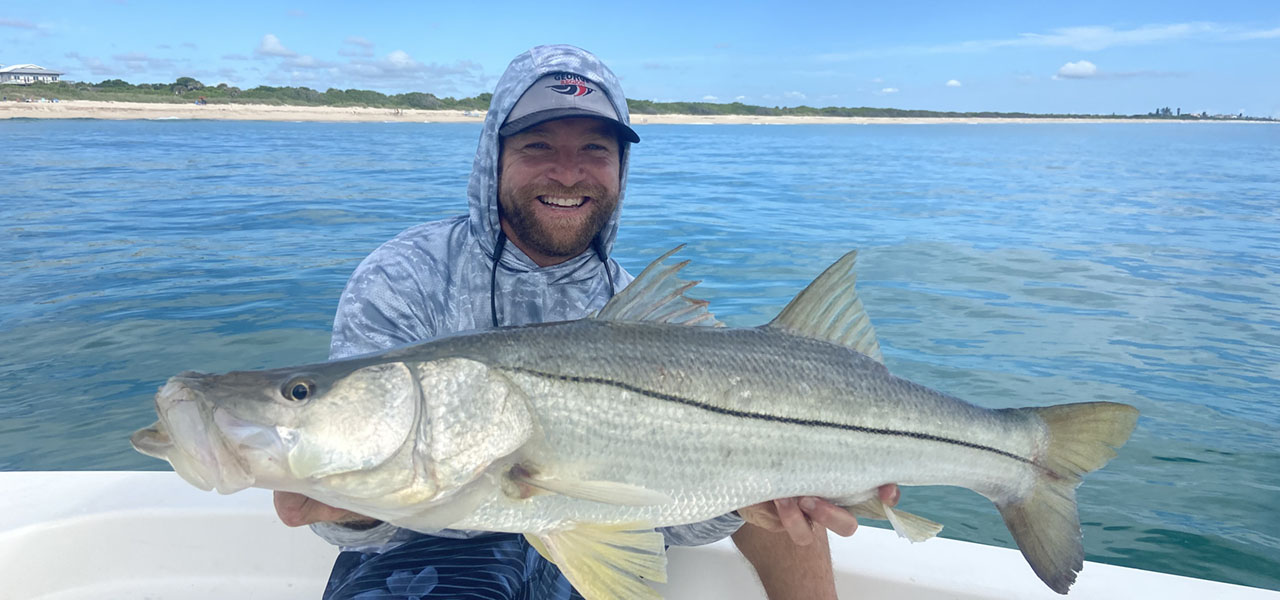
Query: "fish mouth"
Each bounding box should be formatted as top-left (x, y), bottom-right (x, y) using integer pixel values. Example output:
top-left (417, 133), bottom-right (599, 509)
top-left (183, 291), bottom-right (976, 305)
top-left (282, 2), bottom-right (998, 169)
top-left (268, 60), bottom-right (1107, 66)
top-left (130, 376), bottom-right (258, 494)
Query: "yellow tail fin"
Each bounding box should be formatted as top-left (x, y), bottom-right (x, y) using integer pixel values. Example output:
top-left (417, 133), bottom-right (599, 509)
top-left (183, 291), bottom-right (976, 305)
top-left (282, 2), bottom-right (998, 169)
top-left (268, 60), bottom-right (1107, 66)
top-left (997, 401), bottom-right (1139, 594)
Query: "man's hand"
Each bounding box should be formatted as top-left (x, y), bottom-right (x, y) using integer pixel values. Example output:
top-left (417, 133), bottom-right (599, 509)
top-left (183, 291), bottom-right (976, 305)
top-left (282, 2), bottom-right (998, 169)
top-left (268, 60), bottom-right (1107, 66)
top-left (273, 491), bottom-right (380, 528)
top-left (737, 484), bottom-right (900, 545)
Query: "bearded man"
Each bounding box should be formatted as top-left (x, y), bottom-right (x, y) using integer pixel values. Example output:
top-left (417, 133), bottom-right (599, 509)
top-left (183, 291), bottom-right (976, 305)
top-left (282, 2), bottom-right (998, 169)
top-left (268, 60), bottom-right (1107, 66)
top-left (273, 44), bottom-right (897, 600)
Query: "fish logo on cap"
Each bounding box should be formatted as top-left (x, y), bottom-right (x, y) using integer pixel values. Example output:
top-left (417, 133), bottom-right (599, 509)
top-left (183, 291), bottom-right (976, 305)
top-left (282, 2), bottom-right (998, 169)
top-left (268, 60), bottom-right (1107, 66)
top-left (548, 84), bottom-right (594, 97)
top-left (548, 74), bottom-right (595, 97)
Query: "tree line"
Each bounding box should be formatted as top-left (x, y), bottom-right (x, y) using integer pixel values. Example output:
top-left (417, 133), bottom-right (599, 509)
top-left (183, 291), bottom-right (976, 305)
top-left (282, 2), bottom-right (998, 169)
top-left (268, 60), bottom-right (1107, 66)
top-left (7, 77), bottom-right (1273, 121)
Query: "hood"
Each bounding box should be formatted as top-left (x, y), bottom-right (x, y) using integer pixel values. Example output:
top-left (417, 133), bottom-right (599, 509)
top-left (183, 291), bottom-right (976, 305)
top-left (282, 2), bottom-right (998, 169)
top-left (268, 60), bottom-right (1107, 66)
top-left (466, 44), bottom-right (633, 269)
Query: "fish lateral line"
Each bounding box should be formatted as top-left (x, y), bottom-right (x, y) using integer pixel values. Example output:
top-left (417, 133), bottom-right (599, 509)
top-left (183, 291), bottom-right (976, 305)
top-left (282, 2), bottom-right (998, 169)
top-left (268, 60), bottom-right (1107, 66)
top-left (498, 365), bottom-right (1033, 466)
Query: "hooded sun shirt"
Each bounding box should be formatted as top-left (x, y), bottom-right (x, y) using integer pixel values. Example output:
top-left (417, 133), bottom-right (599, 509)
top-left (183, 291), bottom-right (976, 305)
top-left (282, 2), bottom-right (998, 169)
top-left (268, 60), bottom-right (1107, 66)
top-left (313, 45), bottom-right (743, 550)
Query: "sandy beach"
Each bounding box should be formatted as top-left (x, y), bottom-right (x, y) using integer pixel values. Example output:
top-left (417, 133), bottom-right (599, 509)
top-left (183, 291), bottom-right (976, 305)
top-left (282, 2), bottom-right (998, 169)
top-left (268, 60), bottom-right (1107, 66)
top-left (0, 99), bottom-right (1266, 125)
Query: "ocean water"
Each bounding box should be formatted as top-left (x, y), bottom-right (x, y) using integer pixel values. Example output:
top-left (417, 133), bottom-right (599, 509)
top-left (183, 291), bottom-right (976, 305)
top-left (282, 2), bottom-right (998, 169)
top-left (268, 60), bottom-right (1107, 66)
top-left (2, 119), bottom-right (1278, 591)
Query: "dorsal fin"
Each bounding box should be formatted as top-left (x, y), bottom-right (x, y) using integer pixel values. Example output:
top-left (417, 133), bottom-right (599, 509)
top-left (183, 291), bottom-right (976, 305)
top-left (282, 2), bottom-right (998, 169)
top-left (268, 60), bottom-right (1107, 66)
top-left (764, 250), bottom-right (884, 363)
top-left (594, 245), bottom-right (723, 327)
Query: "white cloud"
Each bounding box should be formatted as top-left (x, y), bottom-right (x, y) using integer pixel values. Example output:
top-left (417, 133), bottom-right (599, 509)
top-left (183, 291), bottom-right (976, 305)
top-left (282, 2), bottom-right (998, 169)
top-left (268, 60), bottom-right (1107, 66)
top-left (0, 17), bottom-right (37, 29)
top-left (111, 52), bottom-right (177, 72)
top-left (340, 36), bottom-right (375, 57)
top-left (284, 55), bottom-right (336, 70)
top-left (946, 79), bottom-right (962, 87)
top-left (339, 51), bottom-right (487, 93)
top-left (880, 87), bottom-right (899, 94)
top-left (384, 50), bottom-right (420, 71)
top-left (1055, 60), bottom-right (1098, 79)
top-left (784, 91), bottom-right (807, 100)
top-left (734, 95), bottom-right (746, 102)
top-left (817, 21), bottom-right (1241, 62)
top-left (256, 34), bottom-right (297, 58)
top-left (1015, 23), bottom-right (1222, 52)
top-left (1236, 26), bottom-right (1280, 40)
top-left (65, 52), bottom-right (117, 77)
top-left (702, 95), bottom-right (718, 101)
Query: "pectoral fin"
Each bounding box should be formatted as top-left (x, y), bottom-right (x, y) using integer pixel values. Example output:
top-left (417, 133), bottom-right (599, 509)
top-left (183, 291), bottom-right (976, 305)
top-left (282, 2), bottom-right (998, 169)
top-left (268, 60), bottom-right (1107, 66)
top-left (527, 522), bottom-right (667, 600)
top-left (843, 498), bottom-right (943, 543)
top-left (509, 466), bottom-right (673, 506)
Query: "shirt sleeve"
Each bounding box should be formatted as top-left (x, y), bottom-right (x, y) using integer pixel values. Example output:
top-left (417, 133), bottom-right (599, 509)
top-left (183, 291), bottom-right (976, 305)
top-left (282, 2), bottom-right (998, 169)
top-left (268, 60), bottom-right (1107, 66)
top-left (329, 238), bottom-right (443, 361)
top-left (657, 513), bottom-right (745, 546)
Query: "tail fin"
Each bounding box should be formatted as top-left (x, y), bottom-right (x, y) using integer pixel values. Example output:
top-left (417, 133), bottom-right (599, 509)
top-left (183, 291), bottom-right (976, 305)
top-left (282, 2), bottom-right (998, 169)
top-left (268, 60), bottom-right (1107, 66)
top-left (998, 401), bottom-right (1139, 594)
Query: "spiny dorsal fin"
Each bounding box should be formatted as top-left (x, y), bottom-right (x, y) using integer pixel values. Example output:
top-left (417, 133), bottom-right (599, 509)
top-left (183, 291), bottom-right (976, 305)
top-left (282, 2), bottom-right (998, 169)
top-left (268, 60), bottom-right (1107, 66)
top-left (528, 523), bottom-right (667, 600)
top-left (594, 245), bottom-right (723, 327)
top-left (765, 250), bottom-right (884, 363)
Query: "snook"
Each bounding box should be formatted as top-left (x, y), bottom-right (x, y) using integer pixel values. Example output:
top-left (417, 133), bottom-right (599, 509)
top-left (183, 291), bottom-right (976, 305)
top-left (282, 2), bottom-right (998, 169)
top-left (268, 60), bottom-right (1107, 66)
top-left (132, 247), bottom-right (1139, 598)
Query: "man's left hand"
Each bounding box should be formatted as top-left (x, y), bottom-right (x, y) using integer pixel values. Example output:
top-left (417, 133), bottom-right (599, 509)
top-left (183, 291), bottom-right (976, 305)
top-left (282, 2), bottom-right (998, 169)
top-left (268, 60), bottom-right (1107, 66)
top-left (737, 484), bottom-right (900, 545)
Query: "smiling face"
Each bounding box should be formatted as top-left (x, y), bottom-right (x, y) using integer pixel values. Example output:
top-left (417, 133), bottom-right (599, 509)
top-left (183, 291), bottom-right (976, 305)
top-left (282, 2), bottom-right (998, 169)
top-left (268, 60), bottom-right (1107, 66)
top-left (497, 117), bottom-right (622, 267)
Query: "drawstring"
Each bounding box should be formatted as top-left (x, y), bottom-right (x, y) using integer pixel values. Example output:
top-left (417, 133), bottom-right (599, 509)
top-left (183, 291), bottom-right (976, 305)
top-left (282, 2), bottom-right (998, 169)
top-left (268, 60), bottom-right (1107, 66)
top-left (592, 236), bottom-right (617, 296)
top-left (488, 232), bottom-right (616, 329)
top-left (490, 230), bottom-right (507, 328)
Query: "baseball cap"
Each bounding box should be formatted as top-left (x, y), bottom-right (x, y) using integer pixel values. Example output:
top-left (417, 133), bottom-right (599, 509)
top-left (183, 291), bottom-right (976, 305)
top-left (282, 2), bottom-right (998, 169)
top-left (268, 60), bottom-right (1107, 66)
top-left (499, 72), bottom-right (640, 143)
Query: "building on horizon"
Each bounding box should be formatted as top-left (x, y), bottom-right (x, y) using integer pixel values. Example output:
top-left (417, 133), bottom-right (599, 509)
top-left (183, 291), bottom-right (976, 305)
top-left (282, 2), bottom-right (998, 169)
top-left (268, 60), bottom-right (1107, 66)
top-left (0, 64), bottom-right (63, 85)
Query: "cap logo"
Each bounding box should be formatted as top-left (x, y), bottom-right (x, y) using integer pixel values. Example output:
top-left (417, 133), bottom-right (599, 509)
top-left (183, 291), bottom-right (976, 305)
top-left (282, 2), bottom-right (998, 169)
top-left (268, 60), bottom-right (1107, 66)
top-left (548, 73), bottom-right (594, 97)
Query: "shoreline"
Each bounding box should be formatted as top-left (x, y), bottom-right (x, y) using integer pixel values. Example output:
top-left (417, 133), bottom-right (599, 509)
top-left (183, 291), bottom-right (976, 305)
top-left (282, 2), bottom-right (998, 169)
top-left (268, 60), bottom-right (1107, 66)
top-left (1, 99), bottom-right (1272, 125)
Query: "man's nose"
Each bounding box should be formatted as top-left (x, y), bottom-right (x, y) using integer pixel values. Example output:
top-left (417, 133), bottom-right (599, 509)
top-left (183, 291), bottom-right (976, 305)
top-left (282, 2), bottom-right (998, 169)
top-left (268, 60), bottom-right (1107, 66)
top-left (545, 152), bottom-right (586, 187)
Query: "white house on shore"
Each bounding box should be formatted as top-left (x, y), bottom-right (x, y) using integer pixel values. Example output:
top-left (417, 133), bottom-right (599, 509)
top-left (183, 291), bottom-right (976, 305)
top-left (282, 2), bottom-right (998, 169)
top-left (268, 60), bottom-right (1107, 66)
top-left (0, 64), bottom-right (63, 85)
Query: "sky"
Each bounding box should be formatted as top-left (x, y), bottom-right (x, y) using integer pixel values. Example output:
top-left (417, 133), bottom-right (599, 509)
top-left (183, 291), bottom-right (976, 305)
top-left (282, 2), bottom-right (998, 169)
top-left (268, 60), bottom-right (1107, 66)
top-left (4, 0), bottom-right (1279, 117)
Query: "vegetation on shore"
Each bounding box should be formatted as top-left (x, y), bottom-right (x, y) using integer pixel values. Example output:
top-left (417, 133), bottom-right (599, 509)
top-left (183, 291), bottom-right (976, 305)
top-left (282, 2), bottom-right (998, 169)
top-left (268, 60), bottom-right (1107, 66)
top-left (6, 77), bottom-right (1272, 121)
top-left (8, 78), bottom-right (491, 111)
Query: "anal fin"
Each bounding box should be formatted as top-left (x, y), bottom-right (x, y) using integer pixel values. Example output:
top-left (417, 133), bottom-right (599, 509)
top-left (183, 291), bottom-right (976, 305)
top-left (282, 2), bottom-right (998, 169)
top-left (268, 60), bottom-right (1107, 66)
top-left (527, 522), bottom-right (667, 600)
top-left (842, 498), bottom-right (943, 543)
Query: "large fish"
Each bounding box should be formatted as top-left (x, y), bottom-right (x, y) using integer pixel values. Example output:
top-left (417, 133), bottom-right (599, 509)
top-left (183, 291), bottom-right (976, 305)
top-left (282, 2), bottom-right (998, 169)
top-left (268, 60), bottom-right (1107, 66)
top-left (132, 247), bottom-right (1138, 598)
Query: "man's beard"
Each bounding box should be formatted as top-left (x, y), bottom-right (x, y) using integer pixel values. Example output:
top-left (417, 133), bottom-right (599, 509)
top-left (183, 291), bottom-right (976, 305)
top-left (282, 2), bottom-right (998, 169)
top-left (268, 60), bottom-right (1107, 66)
top-left (498, 181), bottom-right (618, 261)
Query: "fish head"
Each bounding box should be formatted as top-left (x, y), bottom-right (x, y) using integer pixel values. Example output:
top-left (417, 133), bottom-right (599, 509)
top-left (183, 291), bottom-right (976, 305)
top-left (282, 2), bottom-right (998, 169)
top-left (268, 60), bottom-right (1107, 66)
top-left (131, 361), bottom-right (420, 496)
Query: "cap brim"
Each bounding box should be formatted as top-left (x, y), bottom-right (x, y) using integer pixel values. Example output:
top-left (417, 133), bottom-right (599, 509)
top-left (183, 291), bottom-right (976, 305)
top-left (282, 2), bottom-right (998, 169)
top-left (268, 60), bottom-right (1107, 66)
top-left (499, 108), bottom-right (640, 143)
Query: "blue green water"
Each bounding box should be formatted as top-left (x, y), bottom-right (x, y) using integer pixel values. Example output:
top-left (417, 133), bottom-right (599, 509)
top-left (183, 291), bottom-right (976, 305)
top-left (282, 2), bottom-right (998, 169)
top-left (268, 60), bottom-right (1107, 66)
top-left (2, 119), bottom-right (1277, 590)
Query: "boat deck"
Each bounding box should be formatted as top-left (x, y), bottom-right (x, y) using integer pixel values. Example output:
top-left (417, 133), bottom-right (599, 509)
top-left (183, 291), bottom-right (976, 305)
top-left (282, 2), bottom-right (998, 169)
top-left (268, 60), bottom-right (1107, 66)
top-left (1, 471), bottom-right (1273, 599)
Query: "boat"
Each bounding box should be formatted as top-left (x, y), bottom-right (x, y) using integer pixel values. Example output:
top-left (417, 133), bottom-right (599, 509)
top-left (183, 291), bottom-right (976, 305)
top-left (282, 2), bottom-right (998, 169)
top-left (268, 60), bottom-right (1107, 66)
top-left (2, 471), bottom-right (1275, 599)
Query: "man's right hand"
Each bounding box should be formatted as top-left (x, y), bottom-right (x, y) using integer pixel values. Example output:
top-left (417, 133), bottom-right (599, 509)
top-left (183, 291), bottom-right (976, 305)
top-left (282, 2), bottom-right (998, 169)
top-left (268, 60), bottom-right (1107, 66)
top-left (273, 491), bottom-right (381, 528)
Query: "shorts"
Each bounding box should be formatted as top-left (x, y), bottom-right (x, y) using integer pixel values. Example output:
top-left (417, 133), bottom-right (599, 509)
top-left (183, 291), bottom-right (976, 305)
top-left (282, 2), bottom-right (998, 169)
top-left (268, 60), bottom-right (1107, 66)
top-left (322, 532), bottom-right (585, 600)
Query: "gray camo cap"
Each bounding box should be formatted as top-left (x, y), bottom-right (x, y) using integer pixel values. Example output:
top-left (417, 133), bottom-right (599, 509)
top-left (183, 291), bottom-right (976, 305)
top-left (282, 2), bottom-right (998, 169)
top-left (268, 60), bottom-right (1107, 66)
top-left (499, 72), bottom-right (640, 143)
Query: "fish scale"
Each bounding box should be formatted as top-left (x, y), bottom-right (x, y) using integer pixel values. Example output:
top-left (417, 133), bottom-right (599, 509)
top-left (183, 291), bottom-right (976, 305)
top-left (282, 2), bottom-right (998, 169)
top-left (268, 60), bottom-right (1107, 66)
top-left (132, 247), bottom-right (1138, 598)
top-left (428, 321), bottom-right (1041, 531)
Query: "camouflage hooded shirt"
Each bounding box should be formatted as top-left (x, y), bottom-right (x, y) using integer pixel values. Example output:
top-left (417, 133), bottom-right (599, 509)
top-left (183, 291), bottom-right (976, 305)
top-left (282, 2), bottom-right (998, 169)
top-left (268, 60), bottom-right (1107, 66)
top-left (313, 44), bottom-right (743, 550)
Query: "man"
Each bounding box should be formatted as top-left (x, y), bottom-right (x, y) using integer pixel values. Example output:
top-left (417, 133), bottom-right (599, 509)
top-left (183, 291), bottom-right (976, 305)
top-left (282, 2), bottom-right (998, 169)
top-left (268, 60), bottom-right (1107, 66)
top-left (275, 44), bottom-right (897, 599)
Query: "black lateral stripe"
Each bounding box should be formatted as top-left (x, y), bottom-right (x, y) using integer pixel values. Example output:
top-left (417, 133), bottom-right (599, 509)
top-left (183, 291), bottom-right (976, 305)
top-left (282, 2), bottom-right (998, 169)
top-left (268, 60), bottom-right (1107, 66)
top-left (503, 366), bottom-right (1033, 465)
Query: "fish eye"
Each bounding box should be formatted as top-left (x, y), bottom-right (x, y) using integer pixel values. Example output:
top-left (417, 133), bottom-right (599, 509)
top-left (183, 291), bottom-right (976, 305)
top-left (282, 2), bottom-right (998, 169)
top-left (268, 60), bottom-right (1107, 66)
top-left (281, 377), bottom-right (316, 403)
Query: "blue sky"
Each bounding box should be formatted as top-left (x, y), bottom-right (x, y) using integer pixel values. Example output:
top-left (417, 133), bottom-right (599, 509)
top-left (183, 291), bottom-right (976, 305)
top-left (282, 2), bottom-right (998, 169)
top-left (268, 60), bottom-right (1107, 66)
top-left (4, 0), bottom-right (1279, 117)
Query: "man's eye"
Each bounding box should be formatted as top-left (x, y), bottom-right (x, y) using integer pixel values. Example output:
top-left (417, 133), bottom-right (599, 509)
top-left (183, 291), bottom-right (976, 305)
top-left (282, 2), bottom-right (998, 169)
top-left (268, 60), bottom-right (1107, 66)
top-left (524, 142), bottom-right (551, 150)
